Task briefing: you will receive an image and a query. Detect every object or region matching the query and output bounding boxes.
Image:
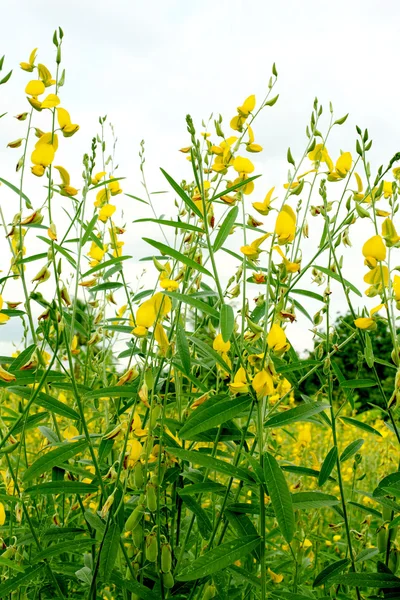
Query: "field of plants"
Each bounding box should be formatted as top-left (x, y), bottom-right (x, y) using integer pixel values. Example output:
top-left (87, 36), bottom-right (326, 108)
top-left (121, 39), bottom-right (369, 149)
top-left (1, 29), bottom-right (400, 599)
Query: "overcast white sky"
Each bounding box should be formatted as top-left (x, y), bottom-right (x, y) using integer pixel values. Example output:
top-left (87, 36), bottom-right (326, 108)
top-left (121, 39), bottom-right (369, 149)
top-left (1, 0), bottom-right (400, 357)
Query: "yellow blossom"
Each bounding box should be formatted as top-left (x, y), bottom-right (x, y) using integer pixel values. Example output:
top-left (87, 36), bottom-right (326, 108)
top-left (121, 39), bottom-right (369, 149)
top-left (252, 187), bottom-right (274, 216)
top-left (252, 369), bottom-right (274, 399)
top-left (213, 333), bottom-right (231, 353)
top-left (275, 205), bottom-right (296, 244)
top-left (20, 48), bottom-right (37, 72)
top-left (0, 295), bottom-right (10, 324)
top-left (57, 107), bottom-right (79, 137)
top-left (240, 233), bottom-right (270, 261)
top-left (268, 567), bottom-right (283, 584)
top-left (382, 218), bottom-right (400, 247)
top-left (25, 80), bottom-right (45, 96)
top-left (0, 365), bottom-right (16, 382)
top-left (267, 323), bottom-right (290, 354)
top-left (233, 156), bottom-right (255, 175)
top-left (362, 235), bottom-right (386, 267)
top-left (98, 204), bottom-right (116, 222)
top-left (228, 367), bottom-right (249, 394)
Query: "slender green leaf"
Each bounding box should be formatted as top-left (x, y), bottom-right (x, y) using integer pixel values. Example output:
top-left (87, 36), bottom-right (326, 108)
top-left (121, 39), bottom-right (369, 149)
top-left (24, 481), bottom-right (98, 495)
top-left (180, 395), bottom-right (252, 440)
top-left (164, 291), bottom-right (219, 319)
top-left (0, 565), bottom-right (43, 598)
top-left (340, 439), bottom-right (364, 463)
top-left (211, 175), bottom-right (261, 201)
top-left (176, 323), bottom-right (191, 375)
top-left (265, 403), bottom-right (330, 429)
top-left (263, 451), bottom-right (294, 543)
top-left (340, 416), bottom-right (382, 437)
top-left (143, 238), bottom-right (213, 277)
top-left (330, 572), bottom-right (400, 588)
top-left (32, 538), bottom-right (94, 562)
top-left (100, 522), bottom-right (121, 582)
top-left (134, 217), bottom-right (202, 233)
top-left (318, 446), bottom-right (338, 487)
top-left (23, 440), bottom-right (88, 482)
top-left (160, 168), bottom-right (203, 218)
top-left (220, 304), bottom-right (235, 343)
top-left (340, 379), bottom-right (377, 389)
top-left (111, 573), bottom-right (159, 600)
top-left (313, 558), bottom-right (350, 587)
top-left (0, 177), bottom-right (32, 209)
top-left (313, 265), bottom-right (362, 297)
top-left (165, 448), bottom-right (254, 483)
top-left (213, 206), bottom-right (238, 252)
top-left (292, 491), bottom-right (340, 510)
top-left (176, 535), bottom-right (261, 581)
top-left (180, 495), bottom-right (212, 538)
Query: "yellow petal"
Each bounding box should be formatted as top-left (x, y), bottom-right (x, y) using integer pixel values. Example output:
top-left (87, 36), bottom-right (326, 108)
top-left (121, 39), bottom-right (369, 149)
top-left (362, 235), bottom-right (386, 261)
top-left (25, 80), bottom-right (45, 96)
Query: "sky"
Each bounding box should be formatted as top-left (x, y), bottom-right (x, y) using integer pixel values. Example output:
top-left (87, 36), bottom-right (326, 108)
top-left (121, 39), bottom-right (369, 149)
top-left (1, 0), bottom-right (400, 357)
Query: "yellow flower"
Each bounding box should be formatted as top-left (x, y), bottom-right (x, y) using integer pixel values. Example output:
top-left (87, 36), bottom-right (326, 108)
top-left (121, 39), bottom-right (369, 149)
top-left (109, 180), bottom-right (122, 195)
top-left (0, 295), bottom-right (10, 325)
top-left (98, 204), bottom-right (116, 222)
top-left (393, 167), bottom-right (400, 181)
top-left (228, 367), bottom-right (249, 394)
top-left (252, 369), bottom-right (274, 399)
top-left (64, 425), bottom-right (80, 441)
top-left (275, 205), bottom-right (296, 244)
top-left (154, 323), bottom-right (170, 355)
top-left (213, 333), bottom-right (231, 353)
top-left (240, 233), bottom-right (270, 261)
top-left (273, 246), bottom-right (300, 273)
top-left (328, 152), bottom-right (352, 181)
top-left (233, 156), bottom-right (254, 175)
top-left (25, 80), bottom-right (45, 96)
top-left (132, 293), bottom-right (171, 337)
top-left (308, 143), bottom-right (331, 166)
top-left (88, 240), bottom-right (107, 266)
top-left (0, 503), bottom-right (5, 526)
top-left (354, 303), bottom-right (384, 331)
top-left (57, 107), bottom-right (80, 137)
top-left (38, 63), bottom-right (56, 87)
top-left (252, 187), bottom-right (275, 216)
top-left (363, 265), bottom-right (389, 292)
top-left (31, 132), bottom-right (58, 177)
top-left (126, 439), bottom-right (143, 467)
top-left (237, 95), bottom-right (256, 117)
top-left (71, 335), bottom-right (80, 355)
top-left (40, 94), bottom-right (60, 109)
top-left (0, 365), bottom-right (16, 382)
top-left (92, 171), bottom-right (107, 185)
top-left (382, 218), bottom-right (400, 247)
top-left (362, 235), bottom-right (386, 267)
top-left (393, 275), bottom-right (400, 302)
top-left (54, 166), bottom-right (78, 196)
top-left (383, 181), bottom-right (393, 198)
top-left (267, 324), bottom-right (290, 355)
top-left (268, 567), bottom-right (283, 584)
top-left (20, 48), bottom-right (37, 72)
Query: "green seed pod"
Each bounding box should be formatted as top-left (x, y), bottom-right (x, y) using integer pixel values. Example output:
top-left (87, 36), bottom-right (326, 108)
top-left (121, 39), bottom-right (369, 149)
top-left (390, 526), bottom-right (398, 543)
top-left (145, 532), bottom-right (158, 562)
top-left (389, 548), bottom-right (399, 574)
top-left (150, 403), bottom-right (162, 428)
top-left (377, 525), bottom-right (389, 553)
top-left (125, 504), bottom-right (145, 532)
top-left (383, 506), bottom-right (393, 521)
top-left (161, 542), bottom-right (172, 573)
top-left (132, 523), bottom-right (144, 548)
top-left (134, 461), bottom-right (144, 489)
top-left (203, 583), bottom-right (216, 599)
top-left (127, 544), bottom-right (135, 559)
top-left (146, 483), bottom-right (157, 513)
top-left (163, 571), bottom-right (174, 589)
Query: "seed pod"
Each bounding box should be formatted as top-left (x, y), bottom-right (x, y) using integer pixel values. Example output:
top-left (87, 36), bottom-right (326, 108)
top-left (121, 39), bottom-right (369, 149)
top-left (145, 532), bottom-right (158, 562)
top-left (132, 523), bottom-right (143, 547)
top-left (125, 504), bottom-right (145, 532)
top-left (377, 524), bottom-right (388, 553)
top-left (161, 542), bottom-right (172, 573)
top-left (150, 403), bottom-right (162, 429)
top-left (146, 482), bottom-right (157, 513)
top-left (389, 548), bottom-right (399, 574)
top-left (163, 571), bottom-right (174, 589)
top-left (203, 583), bottom-right (216, 599)
top-left (390, 526), bottom-right (398, 543)
top-left (134, 461), bottom-right (144, 489)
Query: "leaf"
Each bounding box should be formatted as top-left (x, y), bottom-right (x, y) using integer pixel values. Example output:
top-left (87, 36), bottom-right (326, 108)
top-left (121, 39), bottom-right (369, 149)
top-left (340, 416), bottom-right (382, 437)
top-left (84, 386), bottom-right (138, 400)
top-left (178, 482), bottom-right (226, 496)
top-left (290, 288), bottom-right (324, 302)
top-left (84, 510), bottom-right (106, 534)
top-left (32, 538), bottom-right (94, 563)
top-left (82, 255), bottom-right (132, 278)
top-left (292, 491), bottom-right (340, 510)
top-left (22, 440), bottom-right (88, 482)
top-left (331, 361), bottom-right (354, 409)
top-left (313, 558), bottom-right (350, 587)
top-left (365, 331), bottom-right (374, 367)
top-left (100, 522), bottom-right (121, 582)
top-left (355, 547), bottom-right (379, 563)
top-left (330, 572), bottom-right (400, 588)
top-left (111, 573), bottom-right (159, 600)
top-left (220, 304), bottom-right (235, 343)
top-left (179, 395), bottom-right (252, 440)
top-left (37, 236), bottom-right (77, 268)
top-left (180, 495), bottom-right (212, 539)
top-left (0, 557), bottom-right (24, 573)
top-left (265, 403), bottom-right (330, 429)
top-left (163, 291), bottom-right (219, 319)
top-left (9, 386), bottom-right (80, 421)
top-left (143, 238), bottom-right (213, 277)
top-left (176, 535), bottom-right (261, 581)
top-left (160, 168), bottom-right (203, 218)
top-left (88, 177), bottom-right (125, 192)
top-left (334, 113), bottom-right (349, 126)
top-left (75, 566), bottom-right (92, 585)
top-left (225, 510), bottom-right (262, 560)
top-left (0, 565), bottom-right (43, 598)
top-left (89, 282), bottom-right (123, 293)
top-left (24, 481), bottom-right (98, 495)
top-left (340, 439), bottom-right (364, 463)
top-left (313, 265), bottom-right (362, 297)
top-left (318, 446), bottom-right (338, 486)
top-left (287, 147), bottom-right (295, 166)
top-left (340, 379), bottom-right (377, 388)
top-left (9, 344), bottom-right (36, 371)
top-left (80, 213), bottom-right (99, 246)
top-left (0, 177), bottom-right (32, 210)
top-left (190, 337), bottom-right (232, 374)
top-left (265, 94), bottom-right (279, 107)
top-left (213, 206), bottom-right (239, 252)
top-left (176, 323), bottom-right (191, 375)
top-left (133, 217), bottom-right (202, 233)
top-left (165, 448), bottom-right (254, 483)
top-left (211, 175), bottom-right (261, 201)
top-left (263, 451), bottom-right (294, 543)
